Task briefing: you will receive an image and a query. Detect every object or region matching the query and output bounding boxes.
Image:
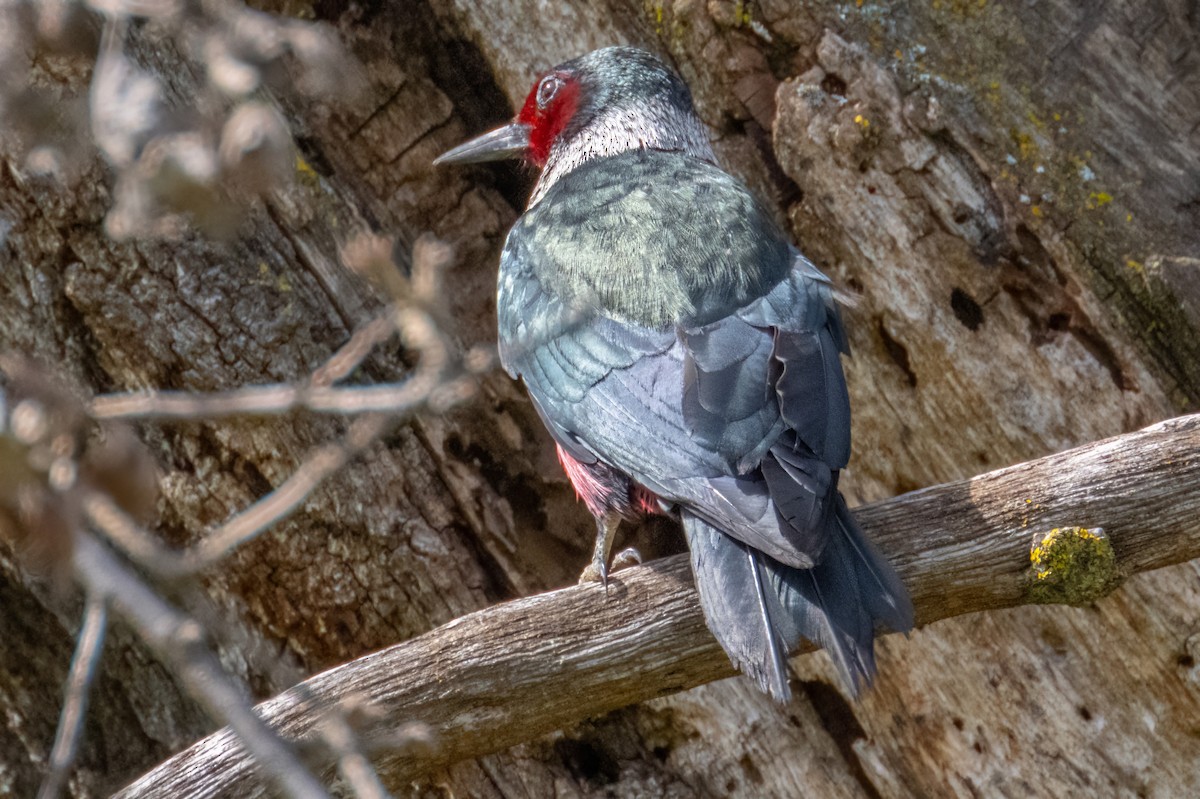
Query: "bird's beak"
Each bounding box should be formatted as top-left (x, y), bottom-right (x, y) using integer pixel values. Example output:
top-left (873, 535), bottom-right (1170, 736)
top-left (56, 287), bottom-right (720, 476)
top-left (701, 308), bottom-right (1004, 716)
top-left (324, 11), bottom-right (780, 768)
top-left (433, 122), bottom-right (531, 165)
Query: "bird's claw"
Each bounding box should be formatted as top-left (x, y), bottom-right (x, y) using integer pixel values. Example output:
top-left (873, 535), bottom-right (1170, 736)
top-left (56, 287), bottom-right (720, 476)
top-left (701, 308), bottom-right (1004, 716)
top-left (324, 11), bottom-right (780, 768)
top-left (611, 546), bottom-right (642, 571)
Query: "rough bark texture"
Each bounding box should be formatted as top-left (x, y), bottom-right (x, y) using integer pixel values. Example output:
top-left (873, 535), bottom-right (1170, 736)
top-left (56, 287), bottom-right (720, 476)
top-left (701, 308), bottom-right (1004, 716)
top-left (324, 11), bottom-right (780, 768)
top-left (1, 2), bottom-right (1198, 798)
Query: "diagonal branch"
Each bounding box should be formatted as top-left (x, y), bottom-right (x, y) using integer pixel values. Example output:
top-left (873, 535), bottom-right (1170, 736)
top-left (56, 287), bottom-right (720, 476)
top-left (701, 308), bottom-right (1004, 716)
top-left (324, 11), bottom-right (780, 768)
top-left (37, 592), bottom-right (109, 799)
top-left (72, 530), bottom-right (332, 799)
top-left (115, 413), bottom-right (1200, 799)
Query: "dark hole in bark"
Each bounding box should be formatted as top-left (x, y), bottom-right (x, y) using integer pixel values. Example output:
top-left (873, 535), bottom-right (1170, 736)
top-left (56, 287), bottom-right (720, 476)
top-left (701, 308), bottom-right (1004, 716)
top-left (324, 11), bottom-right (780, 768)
top-left (950, 287), bottom-right (985, 331)
top-left (821, 73), bottom-right (848, 97)
top-left (877, 320), bottom-right (918, 387)
top-left (554, 738), bottom-right (621, 786)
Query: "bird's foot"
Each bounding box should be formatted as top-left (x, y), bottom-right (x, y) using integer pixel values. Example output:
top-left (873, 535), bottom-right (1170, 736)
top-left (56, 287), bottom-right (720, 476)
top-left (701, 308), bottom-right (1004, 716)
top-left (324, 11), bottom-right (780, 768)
top-left (577, 546), bottom-right (642, 588)
top-left (578, 558), bottom-right (608, 586)
top-left (578, 513), bottom-right (622, 590)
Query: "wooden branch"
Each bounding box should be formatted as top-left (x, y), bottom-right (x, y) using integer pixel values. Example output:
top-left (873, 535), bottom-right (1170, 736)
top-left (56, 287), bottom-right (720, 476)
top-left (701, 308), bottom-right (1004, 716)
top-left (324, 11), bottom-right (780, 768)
top-left (116, 414), bottom-right (1200, 798)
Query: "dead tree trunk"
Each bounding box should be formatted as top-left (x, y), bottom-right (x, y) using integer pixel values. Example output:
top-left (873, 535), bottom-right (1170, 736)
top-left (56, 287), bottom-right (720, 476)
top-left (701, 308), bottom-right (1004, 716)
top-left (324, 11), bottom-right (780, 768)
top-left (1, 1), bottom-right (1198, 797)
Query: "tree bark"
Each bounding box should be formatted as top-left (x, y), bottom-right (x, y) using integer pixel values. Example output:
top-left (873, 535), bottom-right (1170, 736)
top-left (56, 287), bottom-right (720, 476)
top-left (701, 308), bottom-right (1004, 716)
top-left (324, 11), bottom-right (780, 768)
top-left (1, 2), bottom-right (1198, 798)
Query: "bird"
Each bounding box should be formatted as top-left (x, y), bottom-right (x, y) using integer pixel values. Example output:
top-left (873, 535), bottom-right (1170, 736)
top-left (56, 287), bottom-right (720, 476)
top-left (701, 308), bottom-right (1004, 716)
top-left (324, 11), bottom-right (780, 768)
top-left (435, 46), bottom-right (912, 701)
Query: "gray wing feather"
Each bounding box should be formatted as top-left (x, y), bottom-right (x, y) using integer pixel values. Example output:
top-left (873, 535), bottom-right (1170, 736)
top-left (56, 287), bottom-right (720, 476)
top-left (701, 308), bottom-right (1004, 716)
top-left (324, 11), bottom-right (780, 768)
top-left (737, 259), bottom-right (852, 467)
top-left (681, 315), bottom-right (782, 472)
top-left (501, 252), bottom-right (854, 569)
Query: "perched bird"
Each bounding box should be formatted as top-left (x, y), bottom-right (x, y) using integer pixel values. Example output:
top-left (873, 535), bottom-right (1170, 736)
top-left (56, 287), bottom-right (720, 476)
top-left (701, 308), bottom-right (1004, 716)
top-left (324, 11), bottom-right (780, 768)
top-left (436, 46), bottom-right (912, 700)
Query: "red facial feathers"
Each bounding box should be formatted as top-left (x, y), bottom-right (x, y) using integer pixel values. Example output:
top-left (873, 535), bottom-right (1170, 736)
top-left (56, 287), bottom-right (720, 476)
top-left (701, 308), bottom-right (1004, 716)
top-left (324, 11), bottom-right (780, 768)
top-left (518, 72), bottom-right (580, 167)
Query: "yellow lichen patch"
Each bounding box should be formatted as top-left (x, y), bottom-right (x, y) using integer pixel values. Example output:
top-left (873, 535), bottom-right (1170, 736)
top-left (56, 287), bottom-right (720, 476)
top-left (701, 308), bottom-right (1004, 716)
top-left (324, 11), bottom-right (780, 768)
top-left (735, 0), bottom-right (752, 26)
top-left (983, 80), bottom-right (1003, 107)
top-left (854, 114), bottom-right (870, 129)
top-left (295, 154), bottom-right (319, 186)
top-left (1027, 527), bottom-right (1122, 606)
top-left (1086, 191), bottom-right (1113, 209)
top-left (648, 0), bottom-right (663, 34)
top-left (1019, 497), bottom-right (1040, 529)
top-left (1009, 128), bottom-right (1038, 161)
top-left (255, 261), bottom-right (294, 294)
top-left (1031, 205), bottom-right (1043, 217)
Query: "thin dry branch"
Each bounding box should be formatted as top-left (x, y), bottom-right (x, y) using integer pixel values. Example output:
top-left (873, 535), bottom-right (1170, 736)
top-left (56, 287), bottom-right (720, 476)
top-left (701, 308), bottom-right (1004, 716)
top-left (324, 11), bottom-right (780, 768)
top-left (89, 235), bottom-right (484, 425)
top-left (85, 234), bottom-right (478, 578)
top-left (84, 413), bottom-right (394, 576)
top-left (37, 592), bottom-right (109, 799)
top-left (116, 413), bottom-right (1200, 798)
top-left (88, 308), bottom-right (459, 421)
top-left (72, 530), bottom-right (331, 799)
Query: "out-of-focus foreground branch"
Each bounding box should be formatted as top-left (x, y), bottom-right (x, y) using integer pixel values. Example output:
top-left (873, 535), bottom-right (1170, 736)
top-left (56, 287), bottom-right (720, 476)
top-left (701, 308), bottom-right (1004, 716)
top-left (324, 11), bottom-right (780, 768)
top-left (3, 233), bottom-right (479, 799)
top-left (115, 413), bottom-right (1200, 799)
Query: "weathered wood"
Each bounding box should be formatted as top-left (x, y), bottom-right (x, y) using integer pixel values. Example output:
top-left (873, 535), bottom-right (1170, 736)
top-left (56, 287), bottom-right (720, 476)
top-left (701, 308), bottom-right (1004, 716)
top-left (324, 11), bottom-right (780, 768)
top-left (115, 413), bottom-right (1200, 798)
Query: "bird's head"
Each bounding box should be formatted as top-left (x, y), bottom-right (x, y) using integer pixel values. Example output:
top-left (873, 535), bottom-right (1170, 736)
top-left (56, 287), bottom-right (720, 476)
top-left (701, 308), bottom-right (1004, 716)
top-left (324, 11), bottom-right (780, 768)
top-left (435, 47), bottom-right (711, 177)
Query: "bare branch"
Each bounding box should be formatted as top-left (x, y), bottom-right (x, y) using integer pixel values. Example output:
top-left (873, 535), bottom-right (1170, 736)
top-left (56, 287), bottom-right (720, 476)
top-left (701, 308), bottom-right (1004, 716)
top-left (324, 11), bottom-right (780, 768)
top-left (82, 411), bottom-right (395, 577)
top-left (14, 230), bottom-right (475, 796)
top-left (91, 234), bottom-right (472, 424)
top-left (114, 413), bottom-right (1200, 798)
top-left (71, 531), bottom-right (331, 799)
top-left (89, 308), bottom-right (457, 421)
top-left (317, 698), bottom-right (394, 799)
top-left (84, 233), bottom-right (482, 578)
top-left (309, 316), bottom-right (398, 388)
top-left (37, 592), bottom-right (109, 799)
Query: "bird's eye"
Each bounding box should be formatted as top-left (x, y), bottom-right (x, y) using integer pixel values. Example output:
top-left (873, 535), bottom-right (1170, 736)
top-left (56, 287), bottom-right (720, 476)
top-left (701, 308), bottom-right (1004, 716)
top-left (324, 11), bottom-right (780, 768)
top-left (536, 75), bottom-right (562, 109)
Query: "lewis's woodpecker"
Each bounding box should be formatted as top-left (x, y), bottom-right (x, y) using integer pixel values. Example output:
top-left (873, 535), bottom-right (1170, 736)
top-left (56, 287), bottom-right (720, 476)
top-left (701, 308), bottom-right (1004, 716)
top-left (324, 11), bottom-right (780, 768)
top-left (436, 46), bottom-right (912, 700)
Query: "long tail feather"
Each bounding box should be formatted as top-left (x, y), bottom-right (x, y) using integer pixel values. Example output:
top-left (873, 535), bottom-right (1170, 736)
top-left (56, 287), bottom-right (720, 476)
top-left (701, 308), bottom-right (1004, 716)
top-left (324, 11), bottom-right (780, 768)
top-left (683, 512), bottom-right (791, 699)
top-left (683, 500), bottom-right (913, 701)
top-left (832, 495), bottom-right (913, 633)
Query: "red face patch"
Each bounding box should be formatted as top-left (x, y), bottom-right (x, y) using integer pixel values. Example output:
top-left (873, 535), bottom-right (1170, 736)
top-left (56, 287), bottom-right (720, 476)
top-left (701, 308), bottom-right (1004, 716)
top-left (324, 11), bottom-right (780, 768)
top-left (517, 71), bottom-right (580, 167)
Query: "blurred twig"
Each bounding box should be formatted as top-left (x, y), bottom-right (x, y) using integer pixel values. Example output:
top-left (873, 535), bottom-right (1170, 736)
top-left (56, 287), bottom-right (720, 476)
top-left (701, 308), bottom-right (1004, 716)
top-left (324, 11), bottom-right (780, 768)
top-left (85, 235), bottom-right (483, 580)
top-left (5, 231), bottom-right (479, 797)
top-left (88, 310), bottom-right (471, 420)
top-left (1, 0), bottom-right (480, 794)
top-left (72, 530), bottom-right (331, 799)
top-left (318, 699), bottom-right (393, 799)
top-left (90, 236), bottom-right (491, 424)
top-left (84, 412), bottom-right (392, 575)
top-left (36, 592), bottom-right (109, 799)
